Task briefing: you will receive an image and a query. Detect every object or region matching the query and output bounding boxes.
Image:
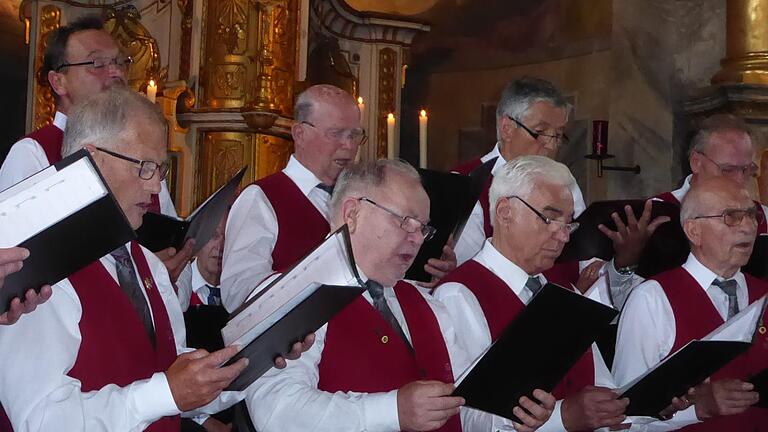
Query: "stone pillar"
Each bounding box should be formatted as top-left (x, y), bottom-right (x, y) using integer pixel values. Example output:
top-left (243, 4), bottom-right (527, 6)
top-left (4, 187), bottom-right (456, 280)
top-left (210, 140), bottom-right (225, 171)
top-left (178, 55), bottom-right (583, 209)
top-left (713, 0), bottom-right (768, 84)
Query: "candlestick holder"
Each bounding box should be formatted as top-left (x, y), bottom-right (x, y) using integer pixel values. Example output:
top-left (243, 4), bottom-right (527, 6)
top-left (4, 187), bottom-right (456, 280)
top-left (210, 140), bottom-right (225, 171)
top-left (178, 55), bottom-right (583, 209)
top-left (585, 120), bottom-right (641, 177)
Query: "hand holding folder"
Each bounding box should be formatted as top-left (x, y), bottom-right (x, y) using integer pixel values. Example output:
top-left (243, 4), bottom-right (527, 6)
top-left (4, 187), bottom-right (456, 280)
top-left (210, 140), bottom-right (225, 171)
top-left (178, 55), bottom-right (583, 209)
top-left (0, 247), bottom-right (52, 325)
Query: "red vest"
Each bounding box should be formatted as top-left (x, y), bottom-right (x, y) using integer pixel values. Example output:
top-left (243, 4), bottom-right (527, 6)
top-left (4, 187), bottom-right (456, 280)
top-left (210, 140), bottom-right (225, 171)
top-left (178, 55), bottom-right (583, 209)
top-left (24, 124), bottom-right (162, 214)
top-left (438, 260), bottom-right (595, 400)
top-left (318, 281), bottom-right (461, 432)
top-left (67, 242), bottom-right (180, 431)
top-left (655, 191), bottom-right (768, 235)
top-left (653, 267), bottom-right (768, 431)
top-left (452, 158), bottom-right (581, 287)
top-left (255, 171), bottom-right (331, 272)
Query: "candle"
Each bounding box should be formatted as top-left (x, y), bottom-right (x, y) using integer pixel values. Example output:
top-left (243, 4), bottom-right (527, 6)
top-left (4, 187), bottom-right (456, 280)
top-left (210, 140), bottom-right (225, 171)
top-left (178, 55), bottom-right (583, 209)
top-left (387, 113), bottom-right (395, 160)
top-left (146, 79), bottom-right (157, 104)
top-left (419, 109), bottom-right (428, 168)
top-left (357, 97), bottom-right (365, 121)
top-left (592, 120), bottom-right (608, 156)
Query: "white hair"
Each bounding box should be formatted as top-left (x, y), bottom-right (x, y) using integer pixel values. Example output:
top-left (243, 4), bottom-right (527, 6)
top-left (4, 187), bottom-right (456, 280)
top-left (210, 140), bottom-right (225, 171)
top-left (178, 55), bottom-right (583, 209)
top-left (488, 155), bottom-right (576, 227)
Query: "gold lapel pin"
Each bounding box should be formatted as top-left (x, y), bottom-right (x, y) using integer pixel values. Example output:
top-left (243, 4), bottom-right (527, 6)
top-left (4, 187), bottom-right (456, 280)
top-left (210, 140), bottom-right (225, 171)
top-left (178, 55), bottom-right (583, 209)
top-left (380, 335), bottom-right (389, 344)
top-left (143, 277), bottom-right (154, 291)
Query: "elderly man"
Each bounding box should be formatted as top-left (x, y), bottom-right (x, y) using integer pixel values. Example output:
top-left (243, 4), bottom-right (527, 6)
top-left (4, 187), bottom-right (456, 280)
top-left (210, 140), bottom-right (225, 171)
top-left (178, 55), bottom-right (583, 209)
top-left (435, 156), bottom-right (633, 431)
top-left (0, 248), bottom-right (52, 325)
top-left (0, 87), bottom-right (310, 431)
top-left (453, 77), bottom-right (666, 306)
top-left (614, 177), bottom-right (768, 430)
top-left (222, 84), bottom-right (453, 312)
top-left (244, 159), bottom-right (555, 432)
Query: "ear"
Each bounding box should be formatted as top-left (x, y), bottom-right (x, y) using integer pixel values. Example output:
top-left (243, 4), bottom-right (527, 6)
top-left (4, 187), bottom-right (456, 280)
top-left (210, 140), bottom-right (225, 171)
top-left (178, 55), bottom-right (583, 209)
top-left (291, 122), bottom-right (305, 147)
top-left (340, 198), bottom-right (360, 233)
top-left (494, 197), bottom-right (513, 228)
top-left (47, 70), bottom-right (67, 98)
top-left (689, 151), bottom-right (702, 175)
top-left (498, 116), bottom-right (515, 141)
top-left (683, 219), bottom-right (701, 247)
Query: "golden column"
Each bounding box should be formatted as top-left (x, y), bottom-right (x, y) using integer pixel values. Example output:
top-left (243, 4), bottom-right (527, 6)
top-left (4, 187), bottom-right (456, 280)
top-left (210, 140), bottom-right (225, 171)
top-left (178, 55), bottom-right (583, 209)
top-left (713, 0), bottom-right (768, 84)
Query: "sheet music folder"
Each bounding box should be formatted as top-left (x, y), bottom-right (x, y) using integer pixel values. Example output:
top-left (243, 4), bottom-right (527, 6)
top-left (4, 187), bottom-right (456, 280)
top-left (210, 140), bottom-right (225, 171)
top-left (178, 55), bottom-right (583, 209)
top-left (137, 166), bottom-right (247, 255)
top-left (406, 166), bottom-right (489, 282)
top-left (222, 225), bottom-right (365, 391)
top-left (619, 296), bottom-right (768, 417)
top-left (0, 149), bottom-right (135, 313)
top-left (452, 283), bottom-right (618, 422)
top-left (750, 368), bottom-right (768, 408)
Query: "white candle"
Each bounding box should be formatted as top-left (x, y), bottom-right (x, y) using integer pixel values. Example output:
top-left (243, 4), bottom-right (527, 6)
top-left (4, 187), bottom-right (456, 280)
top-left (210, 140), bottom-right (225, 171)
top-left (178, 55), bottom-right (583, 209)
top-left (357, 97), bottom-right (365, 121)
top-left (387, 113), bottom-right (396, 160)
top-left (419, 109), bottom-right (428, 168)
top-left (146, 79), bottom-right (157, 104)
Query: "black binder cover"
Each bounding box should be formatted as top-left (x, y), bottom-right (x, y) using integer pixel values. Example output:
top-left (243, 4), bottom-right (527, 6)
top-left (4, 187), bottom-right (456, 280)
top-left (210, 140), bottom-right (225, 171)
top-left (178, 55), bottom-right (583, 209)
top-left (744, 236), bottom-right (768, 279)
top-left (405, 167), bottom-right (486, 282)
top-left (136, 166), bottom-right (247, 254)
top-left (620, 340), bottom-right (751, 417)
top-left (224, 284), bottom-right (364, 391)
top-left (750, 368), bottom-right (768, 408)
top-left (184, 304), bottom-right (230, 353)
top-left (0, 149), bottom-right (136, 312)
top-left (557, 199), bottom-right (683, 267)
top-left (453, 283), bottom-right (618, 422)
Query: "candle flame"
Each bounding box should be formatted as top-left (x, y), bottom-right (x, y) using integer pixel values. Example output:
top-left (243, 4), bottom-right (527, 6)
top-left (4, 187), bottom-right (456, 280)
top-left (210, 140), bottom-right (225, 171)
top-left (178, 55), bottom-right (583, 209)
top-left (388, 113), bottom-right (394, 120)
top-left (357, 97), bottom-right (364, 104)
top-left (420, 109), bottom-right (427, 118)
top-left (149, 79), bottom-right (156, 87)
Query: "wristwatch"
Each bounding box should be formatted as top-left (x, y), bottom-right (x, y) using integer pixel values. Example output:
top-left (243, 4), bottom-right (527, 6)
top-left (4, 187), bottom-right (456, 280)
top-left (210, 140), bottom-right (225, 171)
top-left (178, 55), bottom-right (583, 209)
top-left (615, 264), bottom-right (638, 276)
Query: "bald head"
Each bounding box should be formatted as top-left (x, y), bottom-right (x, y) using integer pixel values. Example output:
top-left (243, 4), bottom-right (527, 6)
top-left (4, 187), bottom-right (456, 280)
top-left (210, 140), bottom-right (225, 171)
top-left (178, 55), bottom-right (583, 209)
top-left (291, 85), bottom-right (363, 186)
top-left (681, 177), bottom-right (759, 277)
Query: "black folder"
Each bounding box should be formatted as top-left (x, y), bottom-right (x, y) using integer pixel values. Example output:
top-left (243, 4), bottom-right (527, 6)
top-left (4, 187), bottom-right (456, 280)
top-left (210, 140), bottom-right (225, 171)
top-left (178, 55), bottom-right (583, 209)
top-left (620, 340), bottom-right (751, 417)
top-left (0, 149), bottom-right (136, 312)
top-left (136, 167), bottom-right (246, 255)
top-left (222, 226), bottom-right (365, 391)
top-left (184, 304), bottom-right (230, 353)
top-left (406, 166), bottom-right (489, 282)
top-left (744, 236), bottom-right (768, 280)
top-left (750, 368), bottom-right (768, 408)
top-left (452, 283), bottom-right (618, 422)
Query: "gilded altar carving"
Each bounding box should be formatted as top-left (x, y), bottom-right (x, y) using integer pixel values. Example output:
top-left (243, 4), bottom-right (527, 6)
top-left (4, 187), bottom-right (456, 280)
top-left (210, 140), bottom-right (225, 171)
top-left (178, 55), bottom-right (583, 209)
top-left (32, 5), bottom-right (60, 130)
top-left (179, 0), bottom-right (193, 81)
top-left (376, 47), bottom-right (397, 159)
top-left (104, 6), bottom-right (165, 90)
top-left (197, 131), bottom-right (291, 204)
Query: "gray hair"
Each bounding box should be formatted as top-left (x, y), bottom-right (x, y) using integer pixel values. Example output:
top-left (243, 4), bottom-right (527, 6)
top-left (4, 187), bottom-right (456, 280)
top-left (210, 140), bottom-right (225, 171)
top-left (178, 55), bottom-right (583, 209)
top-left (689, 113), bottom-right (753, 157)
top-left (495, 77), bottom-right (571, 140)
top-left (489, 155), bottom-right (576, 227)
top-left (62, 86), bottom-right (166, 157)
top-left (330, 159), bottom-right (421, 222)
top-left (293, 84), bottom-right (356, 123)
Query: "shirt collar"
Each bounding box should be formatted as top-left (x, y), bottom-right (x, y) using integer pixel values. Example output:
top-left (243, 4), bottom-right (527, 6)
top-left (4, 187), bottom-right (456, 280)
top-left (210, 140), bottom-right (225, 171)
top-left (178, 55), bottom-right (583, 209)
top-left (673, 174), bottom-right (692, 203)
top-left (473, 238), bottom-right (536, 298)
top-left (682, 252), bottom-right (747, 294)
top-left (482, 143), bottom-right (507, 176)
top-left (191, 258), bottom-right (217, 292)
top-left (282, 154), bottom-right (326, 197)
top-left (54, 111), bottom-right (67, 131)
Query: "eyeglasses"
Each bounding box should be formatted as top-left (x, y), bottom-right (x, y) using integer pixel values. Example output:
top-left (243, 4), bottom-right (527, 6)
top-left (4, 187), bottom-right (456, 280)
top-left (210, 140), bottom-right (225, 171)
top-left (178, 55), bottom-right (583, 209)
top-left (358, 197), bottom-right (436, 241)
top-left (302, 121), bottom-right (368, 147)
top-left (55, 55), bottom-right (133, 72)
top-left (507, 115), bottom-right (569, 146)
top-left (96, 146), bottom-right (169, 181)
top-left (692, 206), bottom-right (764, 227)
top-left (508, 195), bottom-right (579, 234)
top-left (695, 151), bottom-right (758, 178)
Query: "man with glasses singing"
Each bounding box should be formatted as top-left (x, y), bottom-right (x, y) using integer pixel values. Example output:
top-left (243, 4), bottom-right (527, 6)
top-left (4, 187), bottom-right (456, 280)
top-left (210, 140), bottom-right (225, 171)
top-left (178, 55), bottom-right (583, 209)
top-left (0, 86), bottom-right (314, 431)
top-left (614, 176), bottom-right (768, 430)
top-left (654, 114), bottom-right (767, 233)
top-left (435, 156), bottom-right (634, 432)
top-left (244, 159), bottom-right (555, 432)
top-left (452, 77), bottom-right (659, 307)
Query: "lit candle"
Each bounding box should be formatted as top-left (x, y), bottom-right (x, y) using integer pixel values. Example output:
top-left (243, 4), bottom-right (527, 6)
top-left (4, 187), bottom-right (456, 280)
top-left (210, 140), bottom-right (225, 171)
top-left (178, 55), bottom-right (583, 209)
top-left (419, 109), bottom-right (428, 168)
top-left (146, 79), bottom-right (157, 104)
top-left (357, 97), bottom-right (365, 121)
top-left (387, 113), bottom-right (396, 160)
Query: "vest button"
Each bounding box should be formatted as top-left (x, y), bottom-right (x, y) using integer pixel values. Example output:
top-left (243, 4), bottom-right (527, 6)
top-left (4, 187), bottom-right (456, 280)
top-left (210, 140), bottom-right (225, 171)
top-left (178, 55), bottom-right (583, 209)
top-left (381, 335), bottom-right (389, 344)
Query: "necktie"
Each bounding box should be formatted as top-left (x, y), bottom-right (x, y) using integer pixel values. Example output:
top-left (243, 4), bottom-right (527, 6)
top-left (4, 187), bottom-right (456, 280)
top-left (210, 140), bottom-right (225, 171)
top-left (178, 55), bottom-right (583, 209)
top-left (525, 275), bottom-right (543, 297)
top-left (713, 279), bottom-right (740, 319)
top-left (316, 183), bottom-right (334, 195)
top-left (206, 285), bottom-right (222, 306)
top-left (110, 245), bottom-right (155, 346)
top-left (365, 280), bottom-right (412, 350)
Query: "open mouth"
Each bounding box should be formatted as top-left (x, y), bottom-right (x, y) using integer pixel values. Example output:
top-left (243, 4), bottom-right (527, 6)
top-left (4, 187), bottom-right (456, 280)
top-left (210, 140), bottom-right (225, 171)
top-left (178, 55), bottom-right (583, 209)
top-left (334, 159), bottom-right (352, 168)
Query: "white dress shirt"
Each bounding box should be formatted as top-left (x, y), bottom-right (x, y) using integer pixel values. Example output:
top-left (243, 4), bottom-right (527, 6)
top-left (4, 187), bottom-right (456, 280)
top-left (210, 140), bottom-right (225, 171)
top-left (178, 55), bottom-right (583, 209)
top-left (434, 239), bottom-right (618, 432)
top-left (243, 271), bottom-right (511, 432)
top-left (452, 145), bottom-right (635, 310)
top-left (221, 155), bottom-right (331, 312)
top-left (0, 243), bottom-right (243, 431)
top-left (177, 258), bottom-right (217, 311)
top-left (611, 253), bottom-right (745, 430)
top-left (0, 111), bottom-right (177, 218)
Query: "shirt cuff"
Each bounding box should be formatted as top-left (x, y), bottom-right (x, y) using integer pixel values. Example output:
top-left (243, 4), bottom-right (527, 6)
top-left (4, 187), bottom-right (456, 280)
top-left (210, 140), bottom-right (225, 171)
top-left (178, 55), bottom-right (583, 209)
top-left (363, 390), bottom-right (400, 432)
top-left (671, 405), bottom-right (700, 425)
top-left (536, 399), bottom-right (565, 432)
top-left (131, 372), bottom-right (182, 422)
